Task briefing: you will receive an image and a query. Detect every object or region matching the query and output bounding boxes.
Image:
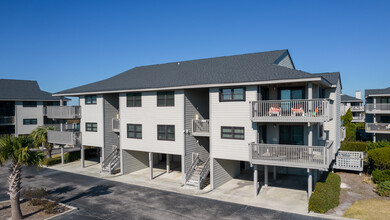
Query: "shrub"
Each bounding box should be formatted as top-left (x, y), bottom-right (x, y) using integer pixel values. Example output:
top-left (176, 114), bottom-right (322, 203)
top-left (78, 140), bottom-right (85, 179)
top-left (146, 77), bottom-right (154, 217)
top-left (43, 157), bottom-right (62, 166)
top-left (376, 181), bottom-right (390, 197)
top-left (340, 142), bottom-right (368, 152)
top-left (22, 187), bottom-right (49, 200)
top-left (308, 172), bottom-right (341, 213)
top-left (372, 169), bottom-right (390, 184)
top-left (367, 147), bottom-right (390, 170)
top-left (367, 140), bottom-right (390, 151)
top-left (65, 150), bottom-right (80, 163)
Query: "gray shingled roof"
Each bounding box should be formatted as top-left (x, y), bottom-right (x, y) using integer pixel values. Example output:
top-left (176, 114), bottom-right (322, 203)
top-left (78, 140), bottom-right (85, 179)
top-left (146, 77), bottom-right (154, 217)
top-left (365, 87), bottom-right (390, 97)
top-left (55, 50), bottom-right (339, 95)
top-left (0, 79), bottom-right (69, 101)
top-left (341, 94), bottom-right (362, 103)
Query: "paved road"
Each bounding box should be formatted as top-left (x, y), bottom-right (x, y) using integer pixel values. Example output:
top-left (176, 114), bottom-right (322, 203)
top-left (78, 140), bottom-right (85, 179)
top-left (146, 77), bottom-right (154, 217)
top-left (0, 166), bottom-right (327, 220)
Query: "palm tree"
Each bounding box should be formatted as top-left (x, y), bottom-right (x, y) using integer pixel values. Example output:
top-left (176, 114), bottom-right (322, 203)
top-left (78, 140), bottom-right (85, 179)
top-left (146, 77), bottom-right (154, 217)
top-left (0, 135), bottom-right (44, 220)
top-left (30, 126), bottom-right (55, 158)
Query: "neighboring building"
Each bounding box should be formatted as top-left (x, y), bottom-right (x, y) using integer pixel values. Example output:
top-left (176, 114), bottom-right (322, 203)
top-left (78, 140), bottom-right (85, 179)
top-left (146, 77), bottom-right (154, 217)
top-left (340, 91), bottom-right (364, 123)
top-left (51, 50), bottom-right (342, 197)
top-left (365, 87), bottom-right (390, 142)
top-left (0, 79), bottom-right (69, 136)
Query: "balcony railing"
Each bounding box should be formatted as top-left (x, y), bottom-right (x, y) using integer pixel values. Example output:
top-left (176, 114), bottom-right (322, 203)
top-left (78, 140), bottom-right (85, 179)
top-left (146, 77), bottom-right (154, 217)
top-left (249, 141), bottom-right (333, 170)
top-left (251, 99), bottom-right (333, 122)
top-left (112, 118), bottom-right (120, 132)
top-left (43, 106), bottom-right (81, 119)
top-left (192, 119), bottom-right (210, 137)
top-left (0, 116), bottom-right (15, 125)
top-left (44, 123), bottom-right (77, 131)
top-left (365, 123), bottom-right (390, 134)
top-left (48, 130), bottom-right (81, 146)
top-left (350, 106), bottom-right (364, 112)
top-left (352, 115), bottom-right (365, 122)
top-left (365, 103), bottom-right (390, 114)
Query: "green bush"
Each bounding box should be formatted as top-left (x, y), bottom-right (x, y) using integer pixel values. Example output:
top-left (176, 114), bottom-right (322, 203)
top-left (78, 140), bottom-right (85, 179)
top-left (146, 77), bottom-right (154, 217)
top-left (376, 181), bottom-right (390, 197)
top-left (43, 157), bottom-right (62, 166)
top-left (42, 150), bottom-right (81, 166)
top-left (308, 172), bottom-right (341, 213)
top-left (368, 147), bottom-right (390, 170)
top-left (372, 169), bottom-right (390, 184)
top-left (340, 142), bottom-right (368, 152)
top-left (367, 140), bottom-right (390, 151)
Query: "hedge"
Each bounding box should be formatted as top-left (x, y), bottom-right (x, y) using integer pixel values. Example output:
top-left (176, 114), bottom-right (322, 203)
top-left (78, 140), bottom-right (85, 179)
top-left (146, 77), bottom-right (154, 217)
top-left (43, 150), bottom-right (81, 166)
top-left (308, 172), bottom-right (341, 213)
top-left (376, 181), bottom-right (390, 197)
top-left (340, 142), bottom-right (368, 152)
top-left (367, 147), bottom-right (390, 170)
top-left (372, 169), bottom-right (390, 184)
top-left (367, 140), bottom-right (390, 151)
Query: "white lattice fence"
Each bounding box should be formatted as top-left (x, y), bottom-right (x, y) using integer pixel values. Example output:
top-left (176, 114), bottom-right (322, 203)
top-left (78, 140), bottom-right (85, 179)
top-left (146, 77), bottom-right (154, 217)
top-left (334, 151), bottom-right (363, 171)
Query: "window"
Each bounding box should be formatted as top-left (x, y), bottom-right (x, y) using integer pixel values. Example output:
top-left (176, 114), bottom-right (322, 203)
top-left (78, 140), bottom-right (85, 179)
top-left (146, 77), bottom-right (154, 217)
top-left (157, 91), bottom-right (174, 107)
top-left (23, 101), bottom-right (37, 107)
top-left (23, 119), bottom-right (37, 125)
top-left (380, 97), bottom-right (390, 103)
top-left (319, 124), bottom-right (324, 138)
top-left (258, 87), bottom-right (269, 101)
top-left (85, 95), bottom-right (97, 105)
top-left (127, 93), bottom-right (142, 107)
top-left (279, 125), bottom-right (304, 145)
top-left (221, 126), bottom-right (245, 140)
top-left (279, 87), bottom-right (305, 100)
top-left (86, 122), bottom-right (97, 132)
top-left (319, 87), bottom-right (326, 99)
top-left (220, 88), bottom-right (245, 102)
top-left (127, 124), bottom-right (142, 139)
top-left (157, 125), bottom-right (175, 141)
top-left (46, 101), bottom-right (60, 106)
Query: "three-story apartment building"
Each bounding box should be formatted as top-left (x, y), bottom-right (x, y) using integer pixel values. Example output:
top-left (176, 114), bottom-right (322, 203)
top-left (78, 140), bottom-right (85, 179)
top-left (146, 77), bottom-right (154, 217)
top-left (51, 50), bottom-right (341, 197)
top-left (341, 91), bottom-right (364, 123)
top-left (0, 79), bottom-right (68, 136)
top-left (365, 87), bottom-right (390, 142)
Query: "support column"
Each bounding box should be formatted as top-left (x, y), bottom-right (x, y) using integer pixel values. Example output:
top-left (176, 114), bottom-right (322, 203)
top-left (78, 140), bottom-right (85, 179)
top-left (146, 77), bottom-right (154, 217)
top-left (81, 145), bottom-right (85, 168)
top-left (253, 165), bottom-right (258, 196)
top-left (264, 165), bottom-right (268, 188)
top-left (61, 146), bottom-right (65, 165)
top-left (308, 168), bottom-right (312, 198)
top-left (166, 154), bottom-right (170, 173)
top-left (149, 152), bottom-right (153, 180)
top-left (273, 166), bottom-right (277, 181)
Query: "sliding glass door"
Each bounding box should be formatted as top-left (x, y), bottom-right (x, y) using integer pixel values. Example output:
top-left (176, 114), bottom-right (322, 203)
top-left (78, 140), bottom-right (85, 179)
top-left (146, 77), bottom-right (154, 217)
top-left (279, 125), bottom-right (304, 145)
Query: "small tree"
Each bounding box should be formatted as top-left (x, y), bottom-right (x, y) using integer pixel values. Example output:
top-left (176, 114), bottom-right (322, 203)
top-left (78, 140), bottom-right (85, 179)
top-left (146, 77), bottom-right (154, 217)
top-left (0, 135), bottom-right (44, 220)
top-left (341, 108), bottom-right (353, 126)
top-left (341, 109), bottom-right (357, 141)
top-left (30, 126), bottom-right (56, 158)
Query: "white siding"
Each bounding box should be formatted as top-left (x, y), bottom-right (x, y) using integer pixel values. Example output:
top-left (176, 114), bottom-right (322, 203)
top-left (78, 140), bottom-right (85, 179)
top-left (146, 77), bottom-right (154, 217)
top-left (119, 90), bottom-right (185, 155)
top-left (210, 86), bottom-right (257, 161)
top-left (15, 101), bottom-right (44, 135)
top-left (80, 95), bottom-right (104, 147)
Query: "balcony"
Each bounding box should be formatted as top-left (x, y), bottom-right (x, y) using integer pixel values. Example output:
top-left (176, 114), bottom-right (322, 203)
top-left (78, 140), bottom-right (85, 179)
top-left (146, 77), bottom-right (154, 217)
top-left (249, 141), bottom-right (333, 170)
top-left (365, 104), bottom-right (390, 114)
top-left (365, 123), bottom-right (390, 134)
top-left (48, 130), bottom-right (81, 146)
top-left (351, 115), bottom-right (365, 123)
top-left (250, 99), bottom-right (333, 123)
top-left (350, 106), bottom-right (364, 112)
top-left (43, 106), bottom-right (81, 119)
top-left (192, 119), bottom-right (209, 137)
top-left (112, 118), bottom-right (120, 132)
top-left (0, 116), bottom-right (14, 125)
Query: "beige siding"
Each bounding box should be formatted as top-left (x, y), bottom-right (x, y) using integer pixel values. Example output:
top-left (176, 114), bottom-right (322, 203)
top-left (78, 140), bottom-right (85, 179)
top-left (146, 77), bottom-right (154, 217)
top-left (15, 101), bottom-right (44, 135)
top-left (210, 86), bottom-right (257, 161)
top-left (119, 90), bottom-right (185, 155)
top-left (80, 95), bottom-right (104, 147)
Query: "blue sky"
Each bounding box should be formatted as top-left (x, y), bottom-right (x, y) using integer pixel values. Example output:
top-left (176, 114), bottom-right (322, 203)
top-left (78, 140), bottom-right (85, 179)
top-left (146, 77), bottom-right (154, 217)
top-left (1, 1), bottom-right (389, 105)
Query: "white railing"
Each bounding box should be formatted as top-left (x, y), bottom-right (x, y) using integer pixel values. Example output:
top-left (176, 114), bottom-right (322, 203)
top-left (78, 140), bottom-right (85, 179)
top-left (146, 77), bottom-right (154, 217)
top-left (341, 126), bottom-right (346, 141)
top-left (185, 154), bottom-right (200, 184)
top-left (112, 118), bottom-right (120, 132)
top-left (350, 106), bottom-right (364, 111)
top-left (0, 116), bottom-right (14, 125)
top-left (251, 99), bottom-right (332, 122)
top-left (249, 141), bottom-right (333, 169)
top-left (197, 157), bottom-right (210, 190)
top-left (101, 145), bottom-right (120, 174)
top-left (48, 130), bottom-right (81, 145)
top-left (43, 106), bottom-right (81, 119)
top-left (192, 119), bottom-right (210, 136)
top-left (365, 103), bottom-right (390, 113)
top-left (334, 151), bottom-right (364, 172)
top-left (366, 123), bottom-right (390, 133)
top-left (352, 115), bottom-right (365, 122)
top-left (44, 123), bottom-right (76, 131)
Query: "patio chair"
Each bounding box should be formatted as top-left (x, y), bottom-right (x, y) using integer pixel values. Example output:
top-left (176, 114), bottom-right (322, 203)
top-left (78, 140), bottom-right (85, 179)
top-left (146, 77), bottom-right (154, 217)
top-left (269, 106), bottom-right (281, 116)
top-left (291, 105), bottom-right (304, 116)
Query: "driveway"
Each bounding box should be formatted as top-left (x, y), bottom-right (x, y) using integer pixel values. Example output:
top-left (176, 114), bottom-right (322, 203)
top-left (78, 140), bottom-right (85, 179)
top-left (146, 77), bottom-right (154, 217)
top-left (0, 165), bottom-right (329, 220)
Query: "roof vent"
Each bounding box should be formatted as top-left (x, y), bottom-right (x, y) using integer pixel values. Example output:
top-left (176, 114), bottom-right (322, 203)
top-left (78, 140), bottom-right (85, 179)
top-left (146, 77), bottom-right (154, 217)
top-left (178, 62), bottom-right (180, 65)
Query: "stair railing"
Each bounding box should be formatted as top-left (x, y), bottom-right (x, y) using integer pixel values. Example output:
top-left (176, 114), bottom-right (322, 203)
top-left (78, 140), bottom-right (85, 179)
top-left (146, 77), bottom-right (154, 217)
top-left (101, 145), bottom-right (119, 173)
top-left (185, 154), bottom-right (200, 184)
top-left (197, 157), bottom-right (210, 190)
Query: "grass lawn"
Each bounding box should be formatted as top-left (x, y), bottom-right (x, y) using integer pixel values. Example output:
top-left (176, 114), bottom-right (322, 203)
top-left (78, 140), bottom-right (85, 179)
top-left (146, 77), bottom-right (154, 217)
top-left (343, 199), bottom-right (390, 220)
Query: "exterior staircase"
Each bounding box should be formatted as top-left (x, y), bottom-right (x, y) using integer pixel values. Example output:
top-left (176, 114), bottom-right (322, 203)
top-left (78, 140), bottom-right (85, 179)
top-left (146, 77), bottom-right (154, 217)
top-left (101, 145), bottom-right (120, 174)
top-left (185, 156), bottom-right (210, 190)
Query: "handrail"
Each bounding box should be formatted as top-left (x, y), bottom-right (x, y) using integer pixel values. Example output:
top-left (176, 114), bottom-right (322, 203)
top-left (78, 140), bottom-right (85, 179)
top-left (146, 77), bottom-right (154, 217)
top-left (43, 106), bottom-right (81, 119)
top-left (101, 145), bottom-right (119, 171)
top-left (192, 119), bottom-right (210, 133)
top-left (366, 123), bottom-right (390, 133)
top-left (185, 154), bottom-right (200, 183)
top-left (197, 157), bottom-right (210, 190)
top-left (366, 103), bottom-right (390, 112)
top-left (0, 116), bottom-right (15, 124)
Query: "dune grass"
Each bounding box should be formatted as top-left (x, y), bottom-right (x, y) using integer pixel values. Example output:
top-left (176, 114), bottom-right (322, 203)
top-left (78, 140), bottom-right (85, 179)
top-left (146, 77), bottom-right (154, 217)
top-left (343, 199), bottom-right (390, 220)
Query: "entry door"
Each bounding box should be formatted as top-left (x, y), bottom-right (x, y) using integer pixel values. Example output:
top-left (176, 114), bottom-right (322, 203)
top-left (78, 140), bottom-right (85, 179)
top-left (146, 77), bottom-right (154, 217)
top-left (279, 125), bottom-right (304, 145)
top-left (258, 125), bottom-right (267, 144)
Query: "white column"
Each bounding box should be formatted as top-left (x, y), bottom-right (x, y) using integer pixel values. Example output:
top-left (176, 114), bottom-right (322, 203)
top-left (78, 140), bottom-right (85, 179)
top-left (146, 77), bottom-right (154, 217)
top-left (166, 154), bottom-right (170, 173)
top-left (253, 165), bottom-right (258, 196)
top-left (273, 166), bottom-right (277, 181)
top-left (61, 146), bottom-right (64, 165)
top-left (308, 168), bottom-right (312, 198)
top-left (81, 145), bottom-right (85, 168)
top-left (264, 165), bottom-right (268, 188)
top-left (149, 152), bottom-right (153, 180)
top-left (308, 82), bottom-right (313, 112)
